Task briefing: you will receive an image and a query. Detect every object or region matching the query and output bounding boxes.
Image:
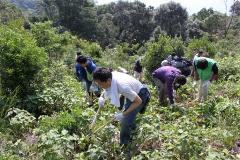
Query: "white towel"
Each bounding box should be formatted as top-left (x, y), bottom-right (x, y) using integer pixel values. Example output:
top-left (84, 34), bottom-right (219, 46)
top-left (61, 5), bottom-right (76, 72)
top-left (109, 75), bottom-right (120, 107)
top-left (103, 71), bottom-right (121, 107)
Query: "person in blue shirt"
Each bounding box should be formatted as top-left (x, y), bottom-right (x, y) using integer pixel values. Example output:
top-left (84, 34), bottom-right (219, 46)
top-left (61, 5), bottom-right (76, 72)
top-left (75, 55), bottom-right (99, 106)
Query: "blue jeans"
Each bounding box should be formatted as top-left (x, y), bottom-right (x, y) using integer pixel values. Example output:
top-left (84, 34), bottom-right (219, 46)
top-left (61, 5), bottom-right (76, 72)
top-left (120, 88), bottom-right (150, 145)
top-left (85, 80), bottom-right (92, 93)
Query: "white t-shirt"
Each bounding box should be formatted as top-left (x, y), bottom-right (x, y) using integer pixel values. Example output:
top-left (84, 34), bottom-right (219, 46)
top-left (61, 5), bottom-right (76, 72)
top-left (105, 71), bottom-right (144, 104)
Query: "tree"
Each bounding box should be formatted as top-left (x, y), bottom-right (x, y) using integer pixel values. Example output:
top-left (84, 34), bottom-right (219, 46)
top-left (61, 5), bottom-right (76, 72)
top-left (154, 2), bottom-right (188, 39)
top-left (186, 19), bottom-right (204, 39)
top-left (117, 1), bottom-right (155, 44)
top-left (192, 8), bottom-right (214, 21)
top-left (203, 12), bottom-right (225, 35)
top-left (42, 0), bottom-right (98, 40)
top-left (96, 13), bottom-right (119, 47)
top-left (143, 35), bottom-right (174, 81)
top-left (31, 21), bottom-right (72, 61)
top-left (97, 1), bottom-right (155, 45)
top-left (192, 7), bottom-right (228, 37)
top-left (230, 0), bottom-right (240, 16)
top-left (0, 0), bottom-right (23, 24)
top-left (224, 0), bottom-right (238, 37)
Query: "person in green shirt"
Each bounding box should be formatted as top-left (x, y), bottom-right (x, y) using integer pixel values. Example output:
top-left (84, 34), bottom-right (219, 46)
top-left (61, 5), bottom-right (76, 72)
top-left (193, 57), bottom-right (218, 102)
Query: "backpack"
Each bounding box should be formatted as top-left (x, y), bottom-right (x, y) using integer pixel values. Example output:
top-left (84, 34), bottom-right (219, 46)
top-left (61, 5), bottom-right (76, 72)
top-left (169, 55), bottom-right (192, 68)
top-left (166, 55), bottom-right (192, 76)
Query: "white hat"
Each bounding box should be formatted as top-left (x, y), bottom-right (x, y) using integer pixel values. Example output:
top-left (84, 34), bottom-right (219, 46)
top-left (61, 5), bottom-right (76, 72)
top-left (118, 66), bottom-right (128, 74)
top-left (161, 60), bottom-right (169, 66)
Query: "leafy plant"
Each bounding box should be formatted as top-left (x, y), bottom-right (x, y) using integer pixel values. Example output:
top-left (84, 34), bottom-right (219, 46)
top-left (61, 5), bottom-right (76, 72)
top-left (7, 108), bottom-right (36, 135)
top-left (31, 21), bottom-right (72, 61)
top-left (187, 36), bottom-right (217, 57)
top-left (143, 35), bottom-right (174, 81)
top-left (36, 129), bottom-right (79, 159)
top-left (0, 22), bottom-right (47, 98)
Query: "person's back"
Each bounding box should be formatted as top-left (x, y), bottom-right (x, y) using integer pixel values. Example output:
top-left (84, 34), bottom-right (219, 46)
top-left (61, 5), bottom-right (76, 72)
top-left (134, 60), bottom-right (143, 73)
top-left (113, 71), bottom-right (144, 95)
top-left (77, 57), bottom-right (96, 82)
top-left (152, 66), bottom-right (186, 105)
top-left (152, 66), bottom-right (181, 83)
top-left (194, 57), bottom-right (217, 81)
top-left (193, 57), bottom-right (218, 102)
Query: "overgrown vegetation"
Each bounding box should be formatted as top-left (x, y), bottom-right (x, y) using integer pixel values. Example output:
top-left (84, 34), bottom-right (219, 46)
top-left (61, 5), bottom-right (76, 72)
top-left (0, 0), bottom-right (240, 159)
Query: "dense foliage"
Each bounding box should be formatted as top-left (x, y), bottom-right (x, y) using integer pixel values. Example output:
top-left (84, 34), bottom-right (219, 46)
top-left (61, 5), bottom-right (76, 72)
top-left (1, 0), bottom-right (240, 159)
top-left (0, 0), bottom-right (23, 23)
top-left (154, 2), bottom-right (188, 39)
top-left (0, 21), bottom-right (47, 98)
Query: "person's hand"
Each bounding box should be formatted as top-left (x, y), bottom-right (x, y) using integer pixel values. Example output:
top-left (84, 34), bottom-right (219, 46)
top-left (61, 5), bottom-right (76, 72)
top-left (202, 80), bottom-right (210, 88)
top-left (114, 112), bottom-right (124, 121)
top-left (98, 97), bottom-right (105, 108)
top-left (170, 103), bottom-right (175, 107)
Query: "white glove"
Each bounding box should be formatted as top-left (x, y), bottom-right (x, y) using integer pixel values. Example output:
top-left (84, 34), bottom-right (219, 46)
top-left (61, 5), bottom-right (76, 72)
top-left (202, 80), bottom-right (210, 88)
top-left (114, 112), bottom-right (124, 121)
top-left (170, 104), bottom-right (176, 108)
top-left (98, 97), bottom-right (105, 108)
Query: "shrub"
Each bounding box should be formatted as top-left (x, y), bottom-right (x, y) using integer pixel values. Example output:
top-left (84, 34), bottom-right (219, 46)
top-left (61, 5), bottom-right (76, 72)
top-left (143, 35), bottom-right (174, 81)
top-left (36, 129), bottom-right (79, 159)
top-left (7, 108), bottom-right (36, 135)
top-left (187, 36), bottom-right (217, 58)
top-left (76, 39), bottom-right (103, 60)
top-left (0, 23), bottom-right (47, 98)
top-left (31, 21), bottom-right (72, 61)
top-left (98, 44), bottom-right (136, 73)
top-left (217, 56), bottom-right (240, 81)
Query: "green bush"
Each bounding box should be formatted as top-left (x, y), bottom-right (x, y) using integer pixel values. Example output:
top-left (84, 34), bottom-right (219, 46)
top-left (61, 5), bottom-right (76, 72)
top-left (37, 78), bottom-right (84, 115)
top-left (187, 36), bottom-right (217, 57)
top-left (0, 23), bottom-right (47, 98)
top-left (7, 108), bottom-right (36, 135)
top-left (31, 21), bottom-right (72, 61)
top-left (0, 154), bottom-right (21, 160)
top-left (36, 129), bottom-right (79, 159)
top-left (143, 35), bottom-right (175, 81)
top-left (98, 44), bottom-right (136, 72)
top-left (0, 1), bottom-right (23, 24)
top-left (38, 106), bottom-right (93, 135)
top-left (76, 39), bottom-right (103, 60)
top-left (22, 62), bottom-right (85, 116)
top-left (0, 88), bottom-right (18, 119)
top-left (217, 56), bottom-right (240, 81)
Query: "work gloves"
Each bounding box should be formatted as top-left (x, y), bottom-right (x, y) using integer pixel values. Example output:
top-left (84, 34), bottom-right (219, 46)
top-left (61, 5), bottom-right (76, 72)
top-left (114, 112), bottom-right (124, 121)
top-left (202, 80), bottom-right (210, 88)
top-left (98, 97), bottom-right (105, 108)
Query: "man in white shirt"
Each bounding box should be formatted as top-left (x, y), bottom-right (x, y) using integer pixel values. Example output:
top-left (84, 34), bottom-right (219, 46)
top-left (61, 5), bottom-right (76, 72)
top-left (93, 67), bottom-right (150, 145)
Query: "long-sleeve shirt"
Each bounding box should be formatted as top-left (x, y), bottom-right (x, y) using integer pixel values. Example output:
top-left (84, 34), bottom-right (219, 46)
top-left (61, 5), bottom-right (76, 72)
top-left (75, 59), bottom-right (96, 83)
top-left (152, 66), bottom-right (181, 103)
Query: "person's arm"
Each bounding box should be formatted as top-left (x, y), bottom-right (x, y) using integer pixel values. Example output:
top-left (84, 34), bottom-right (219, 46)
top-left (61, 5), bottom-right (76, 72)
top-left (193, 61), bottom-right (199, 80)
top-left (120, 86), bottom-right (142, 116)
top-left (75, 64), bottom-right (83, 81)
top-left (211, 63), bottom-right (218, 81)
top-left (88, 60), bottom-right (97, 73)
top-left (122, 95), bottom-right (142, 116)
